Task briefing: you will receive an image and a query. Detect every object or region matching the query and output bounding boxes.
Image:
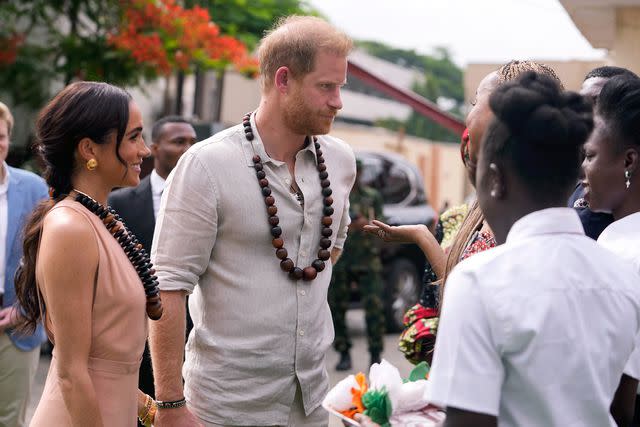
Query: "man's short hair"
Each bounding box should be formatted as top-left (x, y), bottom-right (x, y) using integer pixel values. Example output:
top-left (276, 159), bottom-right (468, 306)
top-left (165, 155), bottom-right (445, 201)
top-left (0, 101), bottom-right (14, 137)
top-left (257, 15), bottom-right (352, 91)
top-left (151, 115), bottom-right (192, 143)
top-left (584, 66), bottom-right (638, 81)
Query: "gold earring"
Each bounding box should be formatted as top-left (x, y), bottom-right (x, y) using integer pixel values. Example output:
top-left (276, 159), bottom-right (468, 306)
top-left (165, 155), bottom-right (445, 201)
top-left (86, 158), bottom-right (98, 171)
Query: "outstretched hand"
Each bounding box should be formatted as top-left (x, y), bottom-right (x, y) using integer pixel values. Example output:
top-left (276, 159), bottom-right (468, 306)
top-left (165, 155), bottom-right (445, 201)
top-left (363, 220), bottom-right (429, 244)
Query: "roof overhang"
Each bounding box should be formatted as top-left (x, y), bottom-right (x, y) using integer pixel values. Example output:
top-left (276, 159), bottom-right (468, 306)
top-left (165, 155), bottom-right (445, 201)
top-left (559, 0), bottom-right (640, 49)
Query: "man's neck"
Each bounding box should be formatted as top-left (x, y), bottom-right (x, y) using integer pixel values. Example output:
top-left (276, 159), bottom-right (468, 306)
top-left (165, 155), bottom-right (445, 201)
top-left (254, 103), bottom-right (308, 169)
top-left (154, 165), bottom-right (169, 180)
top-left (0, 162), bottom-right (6, 183)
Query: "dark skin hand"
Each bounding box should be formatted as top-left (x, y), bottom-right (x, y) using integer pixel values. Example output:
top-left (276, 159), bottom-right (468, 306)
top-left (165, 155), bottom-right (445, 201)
top-left (611, 374), bottom-right (638, 427)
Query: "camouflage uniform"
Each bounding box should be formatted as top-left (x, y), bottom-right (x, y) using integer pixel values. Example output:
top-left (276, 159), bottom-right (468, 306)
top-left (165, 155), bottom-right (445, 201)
top-left (329, 182), bottom-right (385, 357)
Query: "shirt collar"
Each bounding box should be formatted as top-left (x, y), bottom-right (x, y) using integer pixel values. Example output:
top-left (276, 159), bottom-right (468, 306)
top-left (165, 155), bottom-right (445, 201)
top-left (506, 207), bottom-right (584, 244)
top-left (241, 112), bottom-right (319, 167)
top-left (0, 162), bottom-right (10, 196)
top-left (149, 169), bottom-right (166, 196)
top-left (599, 212), bottom-right (640, 241)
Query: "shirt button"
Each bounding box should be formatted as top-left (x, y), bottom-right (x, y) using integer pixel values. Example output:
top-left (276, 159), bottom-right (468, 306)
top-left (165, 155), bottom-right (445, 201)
top-left (299, 330), bottom-right (305, 336)
top-left (300, 290), bottom-right (306, 296)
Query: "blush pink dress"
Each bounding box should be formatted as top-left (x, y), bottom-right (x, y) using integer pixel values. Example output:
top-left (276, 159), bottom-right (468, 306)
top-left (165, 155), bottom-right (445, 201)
top-left (30, 200), bottom-right (147, 426)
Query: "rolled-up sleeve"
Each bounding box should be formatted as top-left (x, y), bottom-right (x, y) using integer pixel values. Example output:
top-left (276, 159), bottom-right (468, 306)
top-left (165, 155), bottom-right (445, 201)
top-left (151, 150), bottom-right (218, 294)
top-left (333, 155), bottom-right (356, 250)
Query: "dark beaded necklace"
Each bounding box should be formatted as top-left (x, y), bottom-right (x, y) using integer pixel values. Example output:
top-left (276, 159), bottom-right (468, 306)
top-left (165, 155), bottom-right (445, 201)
top-left (243, 113), bottom-right (334, 281)
top-left (73, 190), bottom-right (163, 320)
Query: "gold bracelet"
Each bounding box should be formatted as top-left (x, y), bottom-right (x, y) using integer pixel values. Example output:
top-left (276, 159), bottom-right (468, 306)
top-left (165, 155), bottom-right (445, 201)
top-left (138, 394), bottom-right (153, 425)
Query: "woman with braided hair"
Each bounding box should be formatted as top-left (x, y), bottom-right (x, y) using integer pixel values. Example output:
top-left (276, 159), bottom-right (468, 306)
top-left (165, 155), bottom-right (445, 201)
top-left (427, 72), bottom-right (640, 427)
top-left (15, 82), bottom-right (163, 426)
top-left (364, 60), bottom-right (562, 365)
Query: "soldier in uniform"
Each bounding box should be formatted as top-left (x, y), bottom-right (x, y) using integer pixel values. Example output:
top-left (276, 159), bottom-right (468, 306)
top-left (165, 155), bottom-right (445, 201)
top-left (329, 159), bottom-right (385, 371)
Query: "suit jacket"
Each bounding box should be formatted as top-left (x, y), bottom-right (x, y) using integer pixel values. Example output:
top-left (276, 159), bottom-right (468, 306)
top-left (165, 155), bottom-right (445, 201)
top-left (3, 166), bottom-right (48, 351)
top-left (108, 175), bottom-right (156, 255)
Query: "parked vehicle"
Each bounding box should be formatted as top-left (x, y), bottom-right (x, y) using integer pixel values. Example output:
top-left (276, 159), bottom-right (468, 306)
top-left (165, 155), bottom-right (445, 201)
top-left (354, 151), bottom-right (437, 332)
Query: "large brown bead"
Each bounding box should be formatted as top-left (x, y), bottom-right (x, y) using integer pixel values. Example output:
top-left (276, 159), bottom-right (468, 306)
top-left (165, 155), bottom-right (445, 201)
top-left (252, 155), bottom-right (261, 163)
top-left (259, 178), bottom-right (269, 187)
top-left (323, 196), bottom-right (333, 206)
top-left (303, 266), bottom-right (318, 281)
top-left (254, 163), bottom-right (263, 171)
top-left (320, 238), bottom-right (331, 249)
top-left (318, 249), bottom-right (330, 261)
top-left (322, 216), bottom-right (333, 226)
top-left (321, 179), bottom-right (331, 188)
top-left (316, 149), bottom-right (323, 157)
top-left (265, 196), bottom-right (275, 206)
top-left (321, 227), bottom-right (333, 237)
top-left (269, 215), bottom-right (279, 226)
top-left (276, 248), bottom-right (288, 259)
top-left (103, 213), bottom-right (115, 224)
top-left (267, 205), bottom-right (278, 216)
top-left (317, 163), bottom-right (327, 172)
top-left (272, 238), bottom-right (284, 248)
top-left (289, 267), bottom-right (304, 280)
top-left (312, 259), bottom-right (326, 272)
top-left (280, 258), bottom-right (294, 272)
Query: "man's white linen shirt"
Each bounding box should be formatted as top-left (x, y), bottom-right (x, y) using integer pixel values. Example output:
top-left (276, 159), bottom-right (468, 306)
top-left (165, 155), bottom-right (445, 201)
top-left (429, 208), bottom-right (640, 427)
top-left (598, 212), bottom-right (640, 381)
top-left (151, 113), bottom-right (356, 426)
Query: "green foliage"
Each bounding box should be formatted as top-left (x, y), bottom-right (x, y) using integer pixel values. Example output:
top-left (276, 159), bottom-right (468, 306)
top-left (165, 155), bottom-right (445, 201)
top-left (358, 40), bottom-right (464, 142)
top-left (0, 0), bottom-right (147, 108)
top-left (183, 0), bottom-right (315, 50)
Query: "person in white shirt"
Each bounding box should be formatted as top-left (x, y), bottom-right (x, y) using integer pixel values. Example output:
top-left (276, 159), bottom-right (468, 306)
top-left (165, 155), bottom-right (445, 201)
top-left (582, 74), bottom-right (640, 425)
top-left (108, 115), bottom-right (196, 410)
top-left (428, 72), bottom-right (640, 427)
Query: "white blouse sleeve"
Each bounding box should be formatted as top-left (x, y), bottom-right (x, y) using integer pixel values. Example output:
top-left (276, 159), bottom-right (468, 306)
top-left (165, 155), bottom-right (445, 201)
top-left (428, 267), bottom-right (504, 417)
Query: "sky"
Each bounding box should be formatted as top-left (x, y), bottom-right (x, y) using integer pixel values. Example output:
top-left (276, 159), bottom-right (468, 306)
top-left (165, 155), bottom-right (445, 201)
top-left (307, 0), bottom-right (606, 67)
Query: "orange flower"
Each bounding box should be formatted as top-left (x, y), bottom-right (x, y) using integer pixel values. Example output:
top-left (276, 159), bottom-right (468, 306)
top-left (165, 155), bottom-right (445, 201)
top-left (339, 372), bottom-right (368, 419)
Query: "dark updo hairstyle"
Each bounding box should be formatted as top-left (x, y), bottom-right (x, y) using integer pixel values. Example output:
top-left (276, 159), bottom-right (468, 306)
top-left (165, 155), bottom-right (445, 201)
top-left (482, 71), bottom-right (593, 203)
top-left (595, 75), bottom-right (640, 151)
top-left (15, 81), bottom-right (132, 333)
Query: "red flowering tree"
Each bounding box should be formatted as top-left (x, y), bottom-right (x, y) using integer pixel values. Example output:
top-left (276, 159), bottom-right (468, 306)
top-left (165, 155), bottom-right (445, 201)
top-left (0, 0), bottom-right (257, 108)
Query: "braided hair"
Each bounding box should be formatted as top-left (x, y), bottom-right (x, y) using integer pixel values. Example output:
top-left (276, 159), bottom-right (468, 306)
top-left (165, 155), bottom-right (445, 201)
top-left (482, 71), bottom-right (593, 202)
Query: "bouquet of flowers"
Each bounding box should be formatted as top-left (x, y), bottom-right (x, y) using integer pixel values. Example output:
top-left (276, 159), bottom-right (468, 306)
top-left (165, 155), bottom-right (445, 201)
top-left (322, 360), bottom-right (445, 426)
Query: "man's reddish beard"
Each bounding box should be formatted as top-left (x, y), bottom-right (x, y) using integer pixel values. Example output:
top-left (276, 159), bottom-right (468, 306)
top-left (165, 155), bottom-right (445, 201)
top-left (282, 87), bottom-right (337, 136)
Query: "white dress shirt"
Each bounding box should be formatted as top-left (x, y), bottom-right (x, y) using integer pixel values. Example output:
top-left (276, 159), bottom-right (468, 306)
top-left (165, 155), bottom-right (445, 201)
top-left (151, 113), bottom-right (356, 425)
top-left (149, 169), bottom-right (166, 219)
top-left (429, 208), bottom-right (640, 427)
top-left (0, 163), bottom-right (11, 295)
top-left (598, 212), bottom-right (640, 381)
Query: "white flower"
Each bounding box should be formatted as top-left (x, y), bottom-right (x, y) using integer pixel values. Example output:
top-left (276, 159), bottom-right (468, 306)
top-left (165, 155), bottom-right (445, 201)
top-left (396, 379), bottom-right (431, 412)
top-left (323, 374), bottom-right (359, 411)
top-left (368, 359), bottom-right (403, 410)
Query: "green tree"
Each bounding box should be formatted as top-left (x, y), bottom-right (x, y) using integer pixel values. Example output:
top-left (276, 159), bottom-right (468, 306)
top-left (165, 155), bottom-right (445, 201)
top-left (358, 41), bottom-right (464, 142)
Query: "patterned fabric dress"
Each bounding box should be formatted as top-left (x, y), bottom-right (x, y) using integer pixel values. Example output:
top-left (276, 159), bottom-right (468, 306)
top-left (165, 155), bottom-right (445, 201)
top-left (399, 204), bottom-right (496, 365)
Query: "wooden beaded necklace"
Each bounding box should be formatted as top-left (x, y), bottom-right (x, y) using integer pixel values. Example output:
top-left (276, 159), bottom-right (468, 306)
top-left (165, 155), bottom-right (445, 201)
top-left (242, 113), bottom-right (333, 281)
top-left (73, 190), bottom-right (163, 320)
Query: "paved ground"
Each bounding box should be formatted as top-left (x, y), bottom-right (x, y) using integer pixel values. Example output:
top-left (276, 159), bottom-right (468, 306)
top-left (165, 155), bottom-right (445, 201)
top-left (27, 309), bottom-right (414, 426)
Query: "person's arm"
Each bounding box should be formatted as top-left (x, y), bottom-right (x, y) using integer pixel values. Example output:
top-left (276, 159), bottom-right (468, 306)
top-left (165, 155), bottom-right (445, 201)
top-left (38, 208), bottom-right (104, 427)
top-left (364, 220), bottom-right (446, 278)
top-left (149, 151), bottom-right (216, 427)
top-left (610, 374), bottom-right (638, 427)
top-left (444, 407), bottom-right (497, 427)
top-left (149, 291), bottom-right (201, 426)
top-left (428, 267), bottom-right (504, 421)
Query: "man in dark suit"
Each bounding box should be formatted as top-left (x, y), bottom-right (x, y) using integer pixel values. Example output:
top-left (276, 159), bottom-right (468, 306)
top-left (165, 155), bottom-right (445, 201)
top-left (0, 101), bottom-right (48, 427)
top-left (108, 116), bottom-right (196, 404)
